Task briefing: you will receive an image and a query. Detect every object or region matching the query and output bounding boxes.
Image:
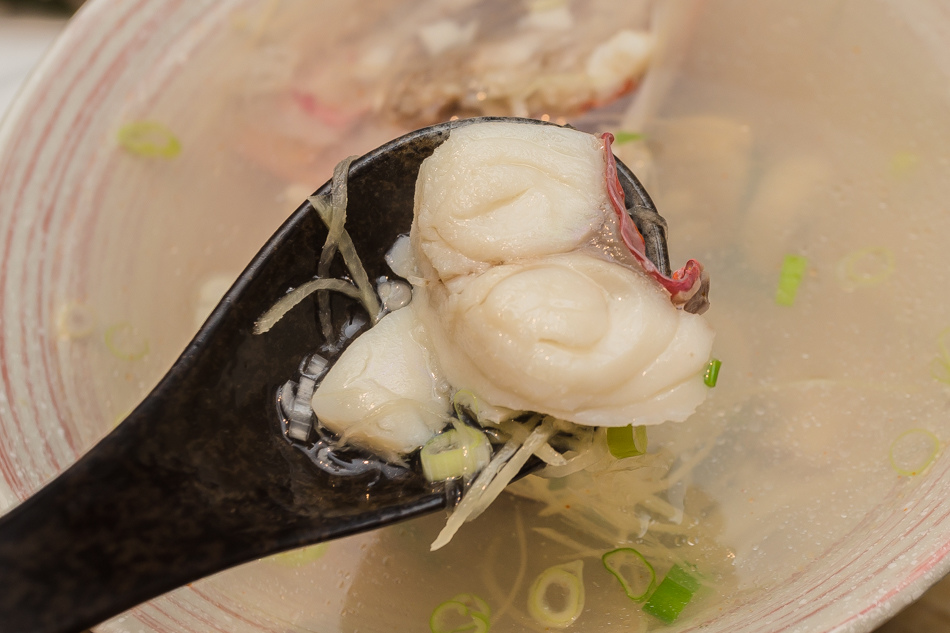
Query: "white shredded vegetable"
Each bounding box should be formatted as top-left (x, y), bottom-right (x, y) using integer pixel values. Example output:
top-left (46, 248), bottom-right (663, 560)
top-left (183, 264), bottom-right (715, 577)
top-left (315, 156), bottom-right (358, 347)
top-left (430, 440), bottom-right (518, 551)
top-left (319, 156), bottom-right (355, 275)
top-left (253, 278), bottom-right (362, 334)
top-left (467, 420), bottom-right (558, 521)
top-left (310, 194), bottom-right (382, 323)
top-left (499, 419), bottom-right (568, 466)
top-left (256, 155), bottom-right (384, 337)
top-left (536, 428), bottom-right (609, 479)
top-left (431, 419), bottom-right (557, 550)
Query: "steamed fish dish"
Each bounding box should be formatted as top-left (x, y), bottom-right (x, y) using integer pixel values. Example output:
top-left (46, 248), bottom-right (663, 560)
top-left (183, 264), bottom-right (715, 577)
top-left (259, 120), bottom-right (716, 549)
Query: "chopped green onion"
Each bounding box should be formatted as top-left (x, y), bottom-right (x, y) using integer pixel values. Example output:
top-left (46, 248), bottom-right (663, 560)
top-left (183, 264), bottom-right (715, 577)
top-left (527, 560), bottom-right (585, 628)
top-left (642, 564), bottom-right (700, 624)
top-left (602, 548), bottom-right (655, 601)
top-left (836, 247), bottom-right (895, 290)
top-left (269, 542), bottom-right (329, 567)
top-left (890, 151), bottom-right (919, 176)
top-left (704, 358), bottom-right (722, 388)
top-left (117, 121), bottom-right (181, 159)
top-left (421, 422), bottom-right (492, 482)
top-left (104, 322), bottom-right (149, 361)
top-left (450, 593), bottom-right (490, 619)
top-left (429, 594), bottom-right (490, 633)
top-left (606, 425), bottom-right (647, 459)
top-left (452, 593), bottom-right (491, 619)
top-left (775, 254), bottom-right (808, 306)
top-left (889, 429), bottom-right (940, 476)
top-left (613, 131), bottom-right (645, 145)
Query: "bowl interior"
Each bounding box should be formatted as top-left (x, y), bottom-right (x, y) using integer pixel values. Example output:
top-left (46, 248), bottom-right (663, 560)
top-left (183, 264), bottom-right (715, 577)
top-left (2, 0), bottom-right (950, 632)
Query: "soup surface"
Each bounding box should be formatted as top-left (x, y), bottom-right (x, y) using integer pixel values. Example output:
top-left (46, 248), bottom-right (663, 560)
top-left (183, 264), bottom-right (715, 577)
top-left (23, 0), bottom-right (950, 631)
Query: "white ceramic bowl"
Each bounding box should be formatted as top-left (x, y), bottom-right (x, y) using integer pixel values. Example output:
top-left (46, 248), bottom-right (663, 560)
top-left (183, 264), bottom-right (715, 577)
top-left (3, 1), bottom-right (950, 631)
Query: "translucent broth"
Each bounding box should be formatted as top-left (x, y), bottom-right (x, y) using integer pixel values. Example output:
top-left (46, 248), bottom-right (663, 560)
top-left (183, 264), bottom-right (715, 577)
top-left (65, 0), bottom-right (950, 631)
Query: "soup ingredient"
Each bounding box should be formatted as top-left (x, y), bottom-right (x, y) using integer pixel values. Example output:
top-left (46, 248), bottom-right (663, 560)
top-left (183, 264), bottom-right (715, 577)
top-left (429, 593), bottom-right (491, 633)
top-left (258, 121), bottom-right (715, 549)
top-left (253, 160), bottom-right (382, 337)
top-left (253, 278), bottom-right (363, 335)
top-left (889, 429), bottom-right (940, 477)
top-left (703, 358), bottom-right (722, 388)
top-left (642, 564), bottom-right (700, 623)
top-left (411, 122), bottom-right (713, 428)
top-left (312, 158), bottom-right (382, 346)
top-left (835, 246), bottom-right (895, 291)
top-left (601, 547), bottom-right (655, 601)
top-left (382, 19), bottom-right (654, 126)
top-left (605, 424), bottom-right (648, 459)
top-left (411, 123), bottom-right (609, 280)
top-left (104, 322), bottom-right (149, 361)
top-left (421, 421), bottom-right (493, 483)
top-left (279, 355), bottom-right (329, 442)
top-left (602, 132), bottom-right (707, 310)
top-left (527, 560), bottom-right (585, 628)
top-left (116, 121), bottom-right (181, 159)
top-left (613, 130), bottom-right (644, 145)
top-left (417, 251), bottom-right (713, 427)
top-left (775, 254), bottom-right (808, 306)
top-left (431, 418), bottom-right (557, 550)
top-left (309, 304), bottom-right (451, 462)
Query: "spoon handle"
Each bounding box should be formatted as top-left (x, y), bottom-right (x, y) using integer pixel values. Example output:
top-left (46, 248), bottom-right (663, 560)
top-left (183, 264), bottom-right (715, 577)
top-left (0, 361), bottom-right (443, 633)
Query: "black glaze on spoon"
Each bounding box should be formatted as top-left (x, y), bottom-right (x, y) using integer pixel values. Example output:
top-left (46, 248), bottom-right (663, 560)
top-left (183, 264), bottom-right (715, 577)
top-left (0, 117), bottom-right (673, 633)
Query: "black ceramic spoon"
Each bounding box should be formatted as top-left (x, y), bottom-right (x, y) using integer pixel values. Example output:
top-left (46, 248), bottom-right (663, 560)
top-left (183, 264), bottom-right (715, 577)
top-left (0, 117), bottom-right (675, 633)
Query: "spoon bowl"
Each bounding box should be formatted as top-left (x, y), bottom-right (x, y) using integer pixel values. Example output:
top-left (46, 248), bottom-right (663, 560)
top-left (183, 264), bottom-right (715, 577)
top-left (0, 117), bottom-right (671, 633)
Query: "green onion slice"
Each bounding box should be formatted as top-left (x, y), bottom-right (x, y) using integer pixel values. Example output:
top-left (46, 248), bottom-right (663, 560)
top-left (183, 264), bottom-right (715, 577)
top-left (836, 247), bottom-right (895, 290)
top-left (117, 121), bottom-right (181, 159)
top-left (104, 322), bottom-right (149, 361)
top-left (775, 254), bottom-right (808, 306)
top-left (889, 429), bottom-right (940, 476)
top-left (890, 151), bottom-right (919, 176)
top-left (527, 560), bottom-right (585, 628)
top-left (606, 425), bottom-right (647, 459)
top-left (429, 596), bottom-right (490, 633)
top-left (932, 357), bottom-right (950, 384)
top-left (602, 548), bottom-right (655, 601)
top-left (613, 131), bottom-right (645, 145)
top-left (704, 358), bottom-right (722, 388)
top-left (449, 593), bottom-right (490, 619)
top-left (421, 423), bottom-right (492, 482)
top-left (642, 564), bottom-right (700, 624)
